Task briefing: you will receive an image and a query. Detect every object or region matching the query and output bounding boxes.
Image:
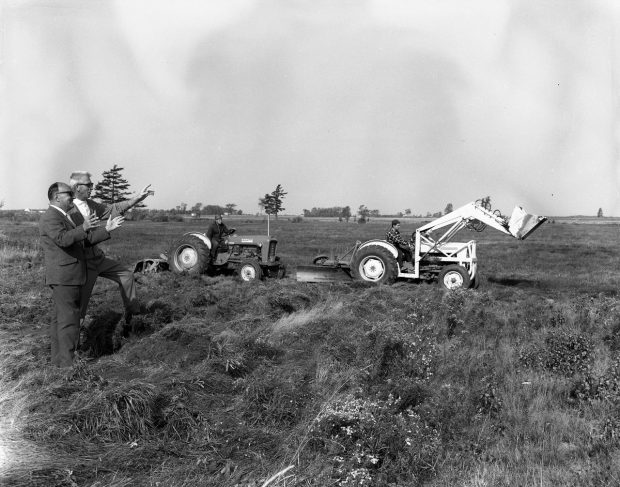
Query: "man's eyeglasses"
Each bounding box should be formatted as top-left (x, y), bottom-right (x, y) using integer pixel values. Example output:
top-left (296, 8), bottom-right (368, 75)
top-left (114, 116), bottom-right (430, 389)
top-left (57, 191), bottom-right (73, 195)
top-left (78, 183), bottom-right (94, 188)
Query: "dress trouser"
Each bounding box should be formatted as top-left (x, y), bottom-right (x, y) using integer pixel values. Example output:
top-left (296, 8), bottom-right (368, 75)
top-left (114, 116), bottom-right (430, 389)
top-left (50, 284), bottom-right (81, 367)
top-left (80, 254), bottom-right (138, 319)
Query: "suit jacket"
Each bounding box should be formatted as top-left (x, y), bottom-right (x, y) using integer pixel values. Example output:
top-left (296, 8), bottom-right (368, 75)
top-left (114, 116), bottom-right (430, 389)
top-left (69, 199), bottom-right (132, 258)
top-left (39, 206), bottom-right (111, 285)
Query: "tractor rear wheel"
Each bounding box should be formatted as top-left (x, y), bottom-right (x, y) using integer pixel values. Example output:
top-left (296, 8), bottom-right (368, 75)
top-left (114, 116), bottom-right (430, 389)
top-left (350, 245), bottom-right (398, 284)
top-left (438, 265), bottom-right (470, 290)
top-left (168, 235), bottom-right (210, 274)
top-left (238, 260), bottom-right (263, 282)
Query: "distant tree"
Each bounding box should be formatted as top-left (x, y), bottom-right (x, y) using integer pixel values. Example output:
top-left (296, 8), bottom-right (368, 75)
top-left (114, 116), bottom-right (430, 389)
top-left (93, 164), bottom-right (133, 204)
top-left (177, 202), bottom-right (188, 214)
top-left (404, 208), bottom-right (411, 216)
top-left (204, 204), bottom-right (226, 215)
top-left (269, 184), bottom-right (287, 219)
top-left (444, 203), bottom-right (453, 214)
top-left (225, 203), bottom-right (237, 215)
top-left (259, 195), bottom-right (274, 214)
top-left (598, 207), bottom-right (603, 217)
top-left (190, 203), bottom-right (203, 215)
top-left (302, 206), bottom-right (352, 219)
top-left (358, 205), bottom-right (370, 223)
top-left (341, 206), bottom-right (351, 222)
top-left (0, 200), bottom-right (3, 209)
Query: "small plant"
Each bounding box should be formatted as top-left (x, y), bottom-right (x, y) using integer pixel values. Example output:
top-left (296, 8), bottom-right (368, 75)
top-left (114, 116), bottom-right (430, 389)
top-left (309, 392), bottom-right (441, 484)
top-left (570, 354), bottom-right (620, 403)
top-left (519, 330), bottom-right (593, 377)
top-left (475, 374), bottom-right (503, 417)
top-left (364, 321), bottom-right (439, 384)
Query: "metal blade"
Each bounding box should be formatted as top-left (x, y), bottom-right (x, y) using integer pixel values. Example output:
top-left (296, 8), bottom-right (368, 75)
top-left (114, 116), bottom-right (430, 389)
top-left (295, 265), bottom-right (352, 283)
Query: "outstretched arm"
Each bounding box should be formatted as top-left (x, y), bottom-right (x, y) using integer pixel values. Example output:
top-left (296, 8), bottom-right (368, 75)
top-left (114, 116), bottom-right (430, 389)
top-left (97, 184), bottom-right (155, 217)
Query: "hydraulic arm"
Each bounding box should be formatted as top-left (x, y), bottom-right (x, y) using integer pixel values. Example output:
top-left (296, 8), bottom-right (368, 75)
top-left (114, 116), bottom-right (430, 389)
top-left (416, 202), bottom-right (546, 244)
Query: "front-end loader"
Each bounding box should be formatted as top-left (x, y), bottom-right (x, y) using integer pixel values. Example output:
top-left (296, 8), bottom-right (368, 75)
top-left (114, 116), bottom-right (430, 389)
top-left (296, 201), bottom-right (547, 290)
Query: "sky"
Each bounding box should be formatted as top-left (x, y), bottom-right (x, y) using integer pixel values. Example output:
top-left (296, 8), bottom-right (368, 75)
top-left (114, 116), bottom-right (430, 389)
top-left (1, 0), bottom-right (619, 217)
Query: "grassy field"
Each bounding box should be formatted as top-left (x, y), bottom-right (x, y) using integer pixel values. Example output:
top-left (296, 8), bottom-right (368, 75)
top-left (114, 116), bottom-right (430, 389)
top-left (2, 217), bottom-right (620, 486)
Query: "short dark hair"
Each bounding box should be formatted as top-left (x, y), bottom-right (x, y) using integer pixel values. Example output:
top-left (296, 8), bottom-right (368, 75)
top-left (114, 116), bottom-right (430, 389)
top-left (391, 219), bottom-right (400, 226)
top-left (48, 183), bottom-right (60, 201)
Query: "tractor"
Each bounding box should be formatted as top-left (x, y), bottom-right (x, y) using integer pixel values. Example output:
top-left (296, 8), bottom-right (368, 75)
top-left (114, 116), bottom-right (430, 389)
top-left (296, 201), bottom-right (547, 290)
top-left (167, 230), bottom-right (286, 281)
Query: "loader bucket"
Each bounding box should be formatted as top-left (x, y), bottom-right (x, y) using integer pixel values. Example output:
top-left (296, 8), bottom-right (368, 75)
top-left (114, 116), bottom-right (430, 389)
top-left (295, 265), bottom-right (352, 283)
top-left (508, 206), bottom-right (548, 239)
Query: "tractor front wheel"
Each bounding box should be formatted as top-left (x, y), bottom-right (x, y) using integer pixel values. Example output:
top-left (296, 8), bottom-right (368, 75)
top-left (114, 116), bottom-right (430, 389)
top-left (238, 260), bottom-right (263, 282)
top-left (438, 265), bottom-right (471, 290)
top-left (350, 245), bottom-right (398, 284)
top-left (168, 235), bottom-right (210, 274)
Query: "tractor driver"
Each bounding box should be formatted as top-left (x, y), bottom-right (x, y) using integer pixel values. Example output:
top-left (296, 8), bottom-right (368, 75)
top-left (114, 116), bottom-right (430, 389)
top-left (386, 219), bottom-right (414, 272)
top-left (206, 214), bottom-right (234, 264)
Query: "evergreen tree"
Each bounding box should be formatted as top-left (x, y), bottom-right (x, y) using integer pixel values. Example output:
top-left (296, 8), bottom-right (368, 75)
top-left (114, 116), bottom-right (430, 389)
top-left (260, 194), bottom-right (276, 215)
top-left (270, 184), bottom-right (287, 219)
top-left (93, 165), bottom-right (133, 204)
top-left (444, 203), bottom-right (453, 214)
top-left (598, 207), bottom-right (603, 217)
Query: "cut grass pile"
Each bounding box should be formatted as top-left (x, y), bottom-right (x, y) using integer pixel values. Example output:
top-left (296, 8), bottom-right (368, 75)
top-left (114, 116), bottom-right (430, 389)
top-left (1, 219), bottom-right (620, 486)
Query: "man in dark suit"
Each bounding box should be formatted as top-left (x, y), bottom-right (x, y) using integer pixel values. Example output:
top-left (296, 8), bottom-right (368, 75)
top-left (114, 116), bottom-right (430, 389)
top-left (68, 171), bottom-right (154, 325)
top-left (39, 182), bottom-right (123, 367)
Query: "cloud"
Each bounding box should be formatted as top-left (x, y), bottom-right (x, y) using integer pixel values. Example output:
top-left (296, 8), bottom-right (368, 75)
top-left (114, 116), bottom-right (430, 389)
top-left (2, 0), bottom-right (618, 216)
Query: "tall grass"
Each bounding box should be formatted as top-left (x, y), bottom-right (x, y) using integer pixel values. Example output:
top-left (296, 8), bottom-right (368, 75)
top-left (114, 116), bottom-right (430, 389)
top-left (2, 219), bottom-right (620, 485)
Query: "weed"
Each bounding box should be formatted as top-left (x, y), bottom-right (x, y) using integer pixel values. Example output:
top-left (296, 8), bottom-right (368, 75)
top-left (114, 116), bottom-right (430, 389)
top-left (519, 330), bottom-right (594, 377)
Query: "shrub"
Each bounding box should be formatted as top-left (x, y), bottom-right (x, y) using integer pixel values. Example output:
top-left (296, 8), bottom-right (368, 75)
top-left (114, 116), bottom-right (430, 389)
top-left (309, 393), bottom-right (441, 484)
top-left (519, 330), bottom-right (593, 377)
top-left (364, 322), bottom-right (439, 384)
top-left (570, 354), bottom-right (620, 403)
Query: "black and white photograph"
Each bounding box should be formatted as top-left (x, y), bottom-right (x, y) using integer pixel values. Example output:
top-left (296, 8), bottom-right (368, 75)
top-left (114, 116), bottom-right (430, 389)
top-left (1, 1), bottom-right (620, 485)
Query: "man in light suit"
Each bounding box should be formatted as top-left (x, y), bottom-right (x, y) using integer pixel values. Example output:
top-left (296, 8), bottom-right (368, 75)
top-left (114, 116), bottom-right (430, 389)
top-left (39, 182), bottom-right (123, 367)
top-left (68, 171), bottom-right (154, 325)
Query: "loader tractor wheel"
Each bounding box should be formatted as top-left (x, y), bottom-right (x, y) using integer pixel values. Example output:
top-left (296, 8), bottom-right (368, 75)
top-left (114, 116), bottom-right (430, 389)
top-left (438, 265), bottom-right (471, 290)
top-left (350, 245), bottom-right (398, 284)
top-left (168, 235), bottom-right (210, 274)
top-left (238, 260), bottom-right (263, 282)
